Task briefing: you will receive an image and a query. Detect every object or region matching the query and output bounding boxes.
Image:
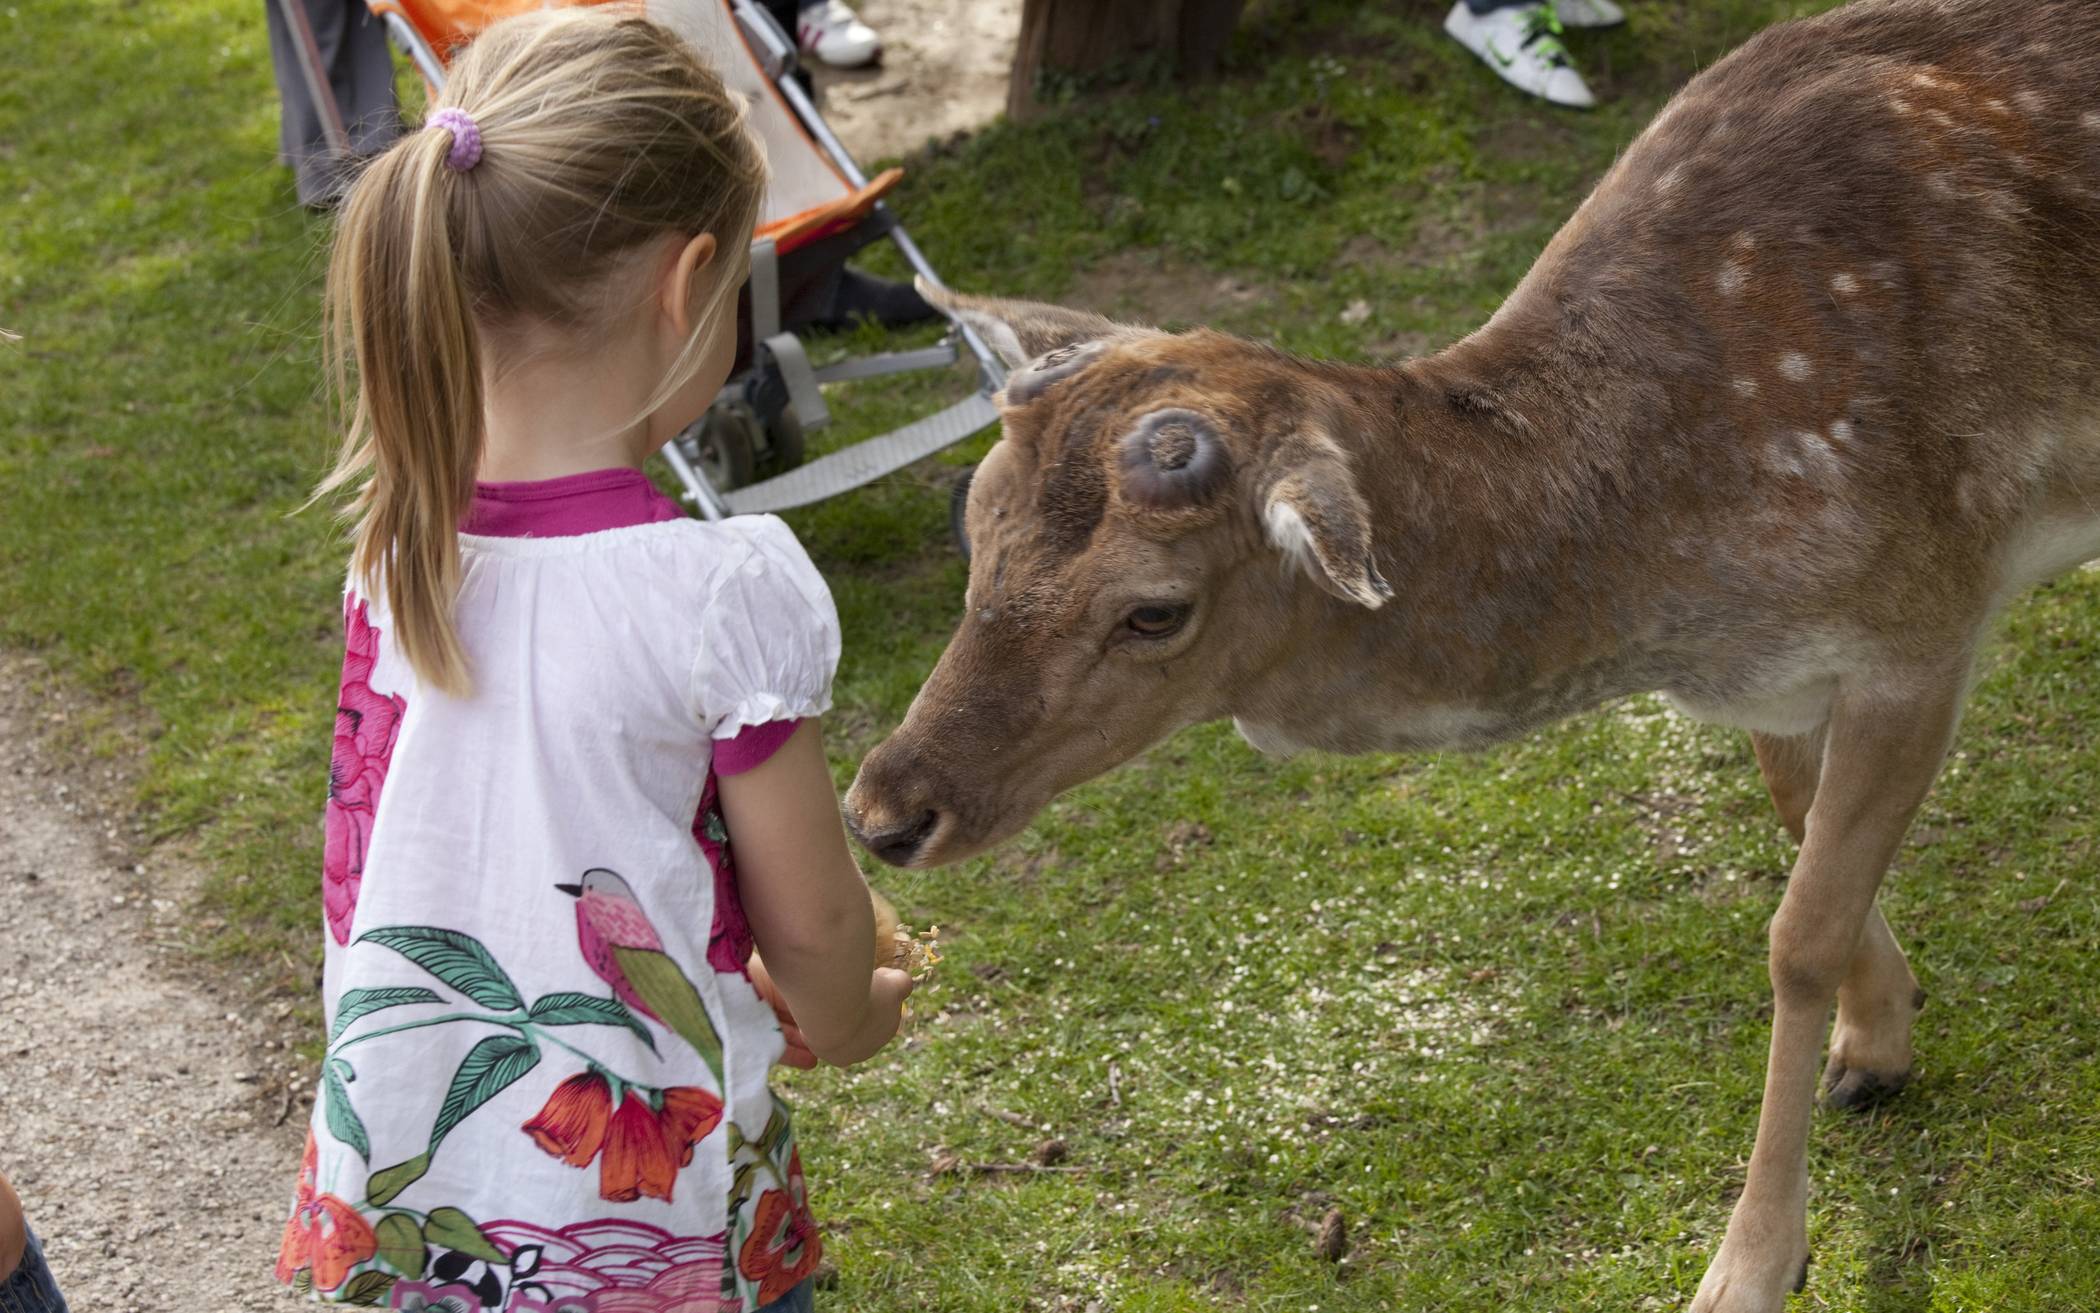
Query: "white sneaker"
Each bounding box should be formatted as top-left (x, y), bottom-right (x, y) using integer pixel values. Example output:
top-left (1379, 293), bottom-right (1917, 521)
top-left (1444, 2), bottom-right (1597, 109)
top-left (1554, 0), bottom-right (1626, 28)
top-left (798, 0), bottom-right (880, 69)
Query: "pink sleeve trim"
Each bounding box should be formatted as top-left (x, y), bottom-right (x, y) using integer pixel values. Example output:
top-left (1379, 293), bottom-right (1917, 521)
top-left (714, 718), bottom-right (802, 775)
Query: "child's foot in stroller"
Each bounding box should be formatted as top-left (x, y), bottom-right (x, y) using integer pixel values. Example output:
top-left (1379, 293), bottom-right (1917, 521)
top-left (799, 0), bottom-right (881, 68)
top-left (817, 268), bottom-right (939, 331)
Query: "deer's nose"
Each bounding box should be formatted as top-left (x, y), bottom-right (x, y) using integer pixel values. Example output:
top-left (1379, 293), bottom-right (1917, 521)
top-left (847, 807), bottom-right (940, 867)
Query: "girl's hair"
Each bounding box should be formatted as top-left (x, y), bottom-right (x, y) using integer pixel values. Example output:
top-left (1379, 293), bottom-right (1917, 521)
top-left (318, 7), bottom-right (765, 695)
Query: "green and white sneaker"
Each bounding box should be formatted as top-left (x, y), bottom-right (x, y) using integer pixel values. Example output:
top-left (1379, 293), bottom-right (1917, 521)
top-left (1554, 0), bottom-right (1627, 28)
top-left (1444, 2), bottom-right (1597, 109)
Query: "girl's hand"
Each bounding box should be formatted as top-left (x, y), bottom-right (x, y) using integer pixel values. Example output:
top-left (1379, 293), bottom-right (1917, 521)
top-left (722, 721), bottom-right (923, 1070)
top-left (748, 958), bottom-right (913, 1069)
top-left (839, 967), bottom-right (915, 1065)
top-left (746, 957), bottom-right (817, 1070)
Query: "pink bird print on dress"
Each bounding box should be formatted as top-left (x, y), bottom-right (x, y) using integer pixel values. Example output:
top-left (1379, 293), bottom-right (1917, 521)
top-left (555, 868), bottom-right (724, 1085)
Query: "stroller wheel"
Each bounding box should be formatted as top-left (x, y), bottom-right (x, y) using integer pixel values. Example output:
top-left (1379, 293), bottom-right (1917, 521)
top-left (949, 464), bottom-right (976, 561)
top-left (695, 403), bottom-right (760, 491)
top-left (764, 404), bottom-right (807, 474)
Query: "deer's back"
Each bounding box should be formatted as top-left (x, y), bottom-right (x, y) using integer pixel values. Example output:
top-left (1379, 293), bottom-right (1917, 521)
top-left (1453, 0), bottom-right (2100, 647)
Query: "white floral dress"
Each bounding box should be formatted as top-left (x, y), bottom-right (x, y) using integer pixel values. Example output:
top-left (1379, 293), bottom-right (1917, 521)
top-left (275, 473), bottom-right (839, 1313)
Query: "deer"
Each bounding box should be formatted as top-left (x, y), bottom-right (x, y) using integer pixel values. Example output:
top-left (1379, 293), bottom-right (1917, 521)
top-left (842, 0), bottom-right (2100, 1308)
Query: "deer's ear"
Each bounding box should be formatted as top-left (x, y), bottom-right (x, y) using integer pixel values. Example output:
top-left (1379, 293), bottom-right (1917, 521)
top-left (1260, 431), bottom-right (1391, 610)
top-left (916, 278), bottom-right (1130, 369)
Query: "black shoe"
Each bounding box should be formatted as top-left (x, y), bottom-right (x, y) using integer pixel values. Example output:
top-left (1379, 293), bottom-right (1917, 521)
top-left (811, 267), bottom-right (940, 331)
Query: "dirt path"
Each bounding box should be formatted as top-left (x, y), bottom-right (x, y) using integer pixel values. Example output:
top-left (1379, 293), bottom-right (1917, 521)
top-left (807, 0), bottom-right (1019, 164)
top-left (0, 660), bottom-right (305, 1311)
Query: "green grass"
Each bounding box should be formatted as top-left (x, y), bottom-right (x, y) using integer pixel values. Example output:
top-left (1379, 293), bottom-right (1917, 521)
top-left (4, 1), bottom-right (2098, 1310)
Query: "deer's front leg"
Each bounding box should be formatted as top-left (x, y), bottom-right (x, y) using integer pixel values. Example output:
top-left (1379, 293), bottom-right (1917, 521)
top-left (1691, 678), bottom-right (1962, 1313)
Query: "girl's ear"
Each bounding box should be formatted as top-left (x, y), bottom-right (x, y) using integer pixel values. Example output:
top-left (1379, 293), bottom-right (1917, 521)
top-left (662, 232), bottom-right (720, 336)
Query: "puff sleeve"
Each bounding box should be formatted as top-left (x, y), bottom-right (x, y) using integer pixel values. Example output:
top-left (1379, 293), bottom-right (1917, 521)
top-left (689, 516), bottom-right (842, 740)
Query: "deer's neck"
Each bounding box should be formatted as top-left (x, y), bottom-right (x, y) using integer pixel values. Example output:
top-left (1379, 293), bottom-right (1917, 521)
top-left (1238, 321), bottom-right (1689, 754)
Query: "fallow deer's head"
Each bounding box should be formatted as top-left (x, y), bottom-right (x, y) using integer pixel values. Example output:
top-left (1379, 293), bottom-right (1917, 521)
top-left (844, 286), bottom-right (1392, 867)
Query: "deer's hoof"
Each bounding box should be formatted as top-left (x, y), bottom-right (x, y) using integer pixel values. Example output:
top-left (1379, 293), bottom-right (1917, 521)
top-left (1690, 1233), bottom-right (1811, 1313)
top-left (1820, 1062), bottom-right (1913, 1111)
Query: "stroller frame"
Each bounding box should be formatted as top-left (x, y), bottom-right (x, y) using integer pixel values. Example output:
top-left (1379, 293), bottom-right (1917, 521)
top-left (335, 0), bottom-right (1006, 519)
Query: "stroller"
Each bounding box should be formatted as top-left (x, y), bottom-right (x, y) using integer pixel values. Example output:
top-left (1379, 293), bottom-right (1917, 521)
top-left (277, 0), bottom-right (1004, 520)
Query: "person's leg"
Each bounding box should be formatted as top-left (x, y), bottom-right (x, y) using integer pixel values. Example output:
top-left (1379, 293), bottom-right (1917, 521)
top-left (0, 1233), bottom-right (69, 1313)
top-left (0, 1174), bottom-right (22, 1294)
top-left (335, 0), bottom-right (402, 157)
top-left (263, 0), bottom-right (326, 183)
top-left (0, 1174), bottom-right (69, 1313)
top-left (263, 1), bottom-right (399, 207)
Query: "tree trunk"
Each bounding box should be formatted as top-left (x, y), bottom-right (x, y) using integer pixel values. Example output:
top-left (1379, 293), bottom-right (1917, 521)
top-left (1007, 0), bottom-right (1248, 120)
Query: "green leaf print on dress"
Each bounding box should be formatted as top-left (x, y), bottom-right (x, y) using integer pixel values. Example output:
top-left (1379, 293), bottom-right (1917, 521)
top-left (430, 1034), bottom-right (540, 1148)
top-left (355, 925), bottom-right (525, 1010)
top-left (371, 1212), bottom-right (425, 1276)
top-left (323, 1057), bottom-right (370, 1161)
top-left (329, 986), bottom-right (443, 1042)
top-left (526, 991), bottom-right (658, 1051)
top-left (326, 891), bottom-right (729, 1215)
top-left (423, 1206), bottom-right (507, 1265)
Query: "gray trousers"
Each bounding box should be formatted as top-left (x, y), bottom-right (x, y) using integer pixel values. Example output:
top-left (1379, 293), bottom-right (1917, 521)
top-left (263, 1), bottom-right (401, 205)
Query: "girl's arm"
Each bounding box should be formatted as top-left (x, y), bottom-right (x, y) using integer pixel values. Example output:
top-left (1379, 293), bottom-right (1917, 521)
top-left (719, 720), bottom-right (911, 1066)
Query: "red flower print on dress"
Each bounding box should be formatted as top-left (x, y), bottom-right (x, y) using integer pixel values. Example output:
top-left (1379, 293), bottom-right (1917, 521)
top-left (658, 1087), bottom-right (726, 1169)
top-left (522, 1072), bottom-right (614, 1167)
top-left (325, 595), bottom-right (405, 944)
top-left (736, 1149), bottom-right (821, 1305)
top-left (521, 1073), bottom-right (723, 1204)
top-left (276, 1130), bottom-right (379, 1292)
top-left (602, 1090), bottom-right (675, 1204)
top-left (693, 773), bottom-right (752, 977)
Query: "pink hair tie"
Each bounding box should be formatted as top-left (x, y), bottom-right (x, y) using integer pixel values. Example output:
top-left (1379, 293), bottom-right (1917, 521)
top-left (429, 107), bottom-right (483, 172)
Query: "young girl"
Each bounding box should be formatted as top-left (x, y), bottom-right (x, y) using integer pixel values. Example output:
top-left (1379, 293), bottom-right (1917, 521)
top-left (274, 11), bottom-right (911, 1311)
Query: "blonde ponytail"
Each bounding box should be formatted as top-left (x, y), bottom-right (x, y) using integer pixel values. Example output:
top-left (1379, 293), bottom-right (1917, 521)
top-left (319, 129), bottom-right (484, 694)
top-left (314, 7), bottom-right (766, 696)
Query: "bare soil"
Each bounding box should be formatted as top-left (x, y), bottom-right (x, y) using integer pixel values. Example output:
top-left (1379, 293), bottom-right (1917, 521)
top-left (0, 659), bottom-right (307, 1311)
top-left (807, 0), bottom-right (1021, 165)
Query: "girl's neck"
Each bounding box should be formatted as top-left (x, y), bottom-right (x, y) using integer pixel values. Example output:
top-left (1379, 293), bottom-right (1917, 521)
top-left (477, 337), bottom-right (660, 483)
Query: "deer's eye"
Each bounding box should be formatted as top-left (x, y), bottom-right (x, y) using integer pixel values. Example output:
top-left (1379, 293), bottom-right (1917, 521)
top-left (1122, 603), bottom-right (1190, 640)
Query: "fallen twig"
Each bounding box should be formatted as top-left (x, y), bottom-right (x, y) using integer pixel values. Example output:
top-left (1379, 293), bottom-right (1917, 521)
top-left (967, 1162), bottom-right (1088, 1175)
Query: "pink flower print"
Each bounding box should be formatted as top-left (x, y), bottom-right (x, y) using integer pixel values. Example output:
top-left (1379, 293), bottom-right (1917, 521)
top-left (693, 773), bottom-right (752, 977)
top-left (325, 596), bottom-right (405, 944)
